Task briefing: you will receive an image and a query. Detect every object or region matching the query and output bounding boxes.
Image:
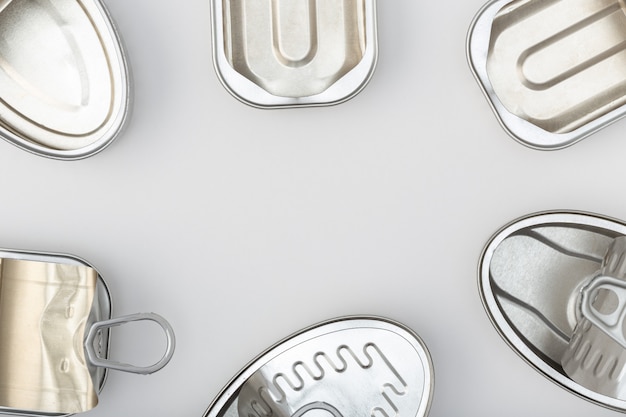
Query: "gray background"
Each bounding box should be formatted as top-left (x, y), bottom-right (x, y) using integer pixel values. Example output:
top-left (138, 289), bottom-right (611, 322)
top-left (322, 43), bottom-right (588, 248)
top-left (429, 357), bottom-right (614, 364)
top-left (2, 0), bottom-right (625, 416)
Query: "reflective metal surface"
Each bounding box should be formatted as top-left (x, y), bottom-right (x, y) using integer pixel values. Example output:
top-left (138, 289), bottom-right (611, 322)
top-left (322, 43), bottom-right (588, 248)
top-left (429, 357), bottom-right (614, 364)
top-left (0, 0), bottom-right (130, 159)
top-left (0, 249), bottom-right (111, 416)
top-left (479, 211), bottom-right (626, 412)
top-left (210, 0), bottom-right (378, 108)
top-left (0, 258), bottom-right (99, 414)
top-left (580, 275), bottom-right (626, 350)
top-left (0, 249), bottom-right (175, 416)
top-left (203, 316), bottom-right (434, 417)
top-left (467, 0), bottom-right (626, 149)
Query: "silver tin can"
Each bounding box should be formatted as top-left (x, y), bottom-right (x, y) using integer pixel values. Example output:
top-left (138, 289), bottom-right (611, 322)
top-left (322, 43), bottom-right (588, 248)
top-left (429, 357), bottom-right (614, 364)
top-left (210, 0), bottom-right (378, 108)
top-left (0, 248), bottom-right (175, 416)
top-left (479, 210), bottom-right (626, 412)
top-left (203, 316), bottom-right (434, 417)
top-left (0, 0), bottom-right (130, 159)
top-left (468, 0), bottom-right (626, 149)
top-left (562, 237), bottom-right (626, 398)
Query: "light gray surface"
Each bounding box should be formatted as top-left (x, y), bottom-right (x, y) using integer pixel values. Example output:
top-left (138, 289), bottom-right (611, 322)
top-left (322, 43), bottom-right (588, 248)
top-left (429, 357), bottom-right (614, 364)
top-left (1, 0), bottom-right (626, 416)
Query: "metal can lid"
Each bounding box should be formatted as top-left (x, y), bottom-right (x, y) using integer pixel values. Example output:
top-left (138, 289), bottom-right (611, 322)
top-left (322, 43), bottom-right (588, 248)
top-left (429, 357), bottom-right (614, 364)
top-left (479, 210), bottom-right (626, 412)
top-left (0, 0), bottom-right (130, 159)
top-left (467, 0), bottom-right (626, 150)
top-left (210, 1), bottom-right (378, 109)
top-left (203, 316), bottom-right (434, 417)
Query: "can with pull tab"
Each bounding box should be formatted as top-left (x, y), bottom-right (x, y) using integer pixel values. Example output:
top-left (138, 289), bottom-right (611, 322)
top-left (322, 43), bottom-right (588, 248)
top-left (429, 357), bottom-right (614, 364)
top-left (203, 316), bottom-right (434, 417)
top-left (0, 248), bottom-right (175, 416)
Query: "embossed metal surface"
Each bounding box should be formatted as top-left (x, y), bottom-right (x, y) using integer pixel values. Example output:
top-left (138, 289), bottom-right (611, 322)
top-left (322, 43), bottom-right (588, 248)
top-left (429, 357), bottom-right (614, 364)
top-left (0, 0), bottom-right (129, 159)
top-left (468, 0), bottom-right (626, 149)
top-left (203, 316), bottom-right (433, 417)
top-left (580, 276), bottom-right (626, 350)
top-left (479, 211), bottom-right (626, 412)
top-left (210, 0), bottom-right (378, 108)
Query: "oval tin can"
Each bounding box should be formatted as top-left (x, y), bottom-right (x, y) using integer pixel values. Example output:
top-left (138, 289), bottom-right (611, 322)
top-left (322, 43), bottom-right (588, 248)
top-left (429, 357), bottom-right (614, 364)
top-left (479, 210), bottom-right (626, 412)
top-left (0, 0), bottom-right (130, 159)
top-left (203, 316), bottom-right (434, 417)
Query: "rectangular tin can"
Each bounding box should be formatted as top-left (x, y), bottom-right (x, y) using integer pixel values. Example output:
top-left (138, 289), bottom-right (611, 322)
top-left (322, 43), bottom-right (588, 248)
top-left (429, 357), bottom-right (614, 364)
top-left (211, 0), bottom-right (378, 108)
top-left (468, 0), bottom-right (626, 149)
top-left (0, 248), bottom-right (175, 416)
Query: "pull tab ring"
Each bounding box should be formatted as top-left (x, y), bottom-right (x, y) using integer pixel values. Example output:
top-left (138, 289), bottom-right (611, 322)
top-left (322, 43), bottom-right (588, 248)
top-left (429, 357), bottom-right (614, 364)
top-left (581, 275), bottom-right (626, 349)
top-left (292, 402), bottom-right (344, 417)
top-left (85, 312), bottom-right (175, 375)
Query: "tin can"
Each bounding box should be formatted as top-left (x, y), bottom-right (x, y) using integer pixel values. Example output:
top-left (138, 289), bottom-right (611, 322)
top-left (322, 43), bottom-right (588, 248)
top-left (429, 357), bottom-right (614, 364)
top-left (479, 210), bottom-right (626, 412)
top-left (203, 316), bottom-right (434, 417)
top-left (468, 0), bottom-right (626, 149)
top-left (0, 0), bottom-right (130, 159)
top-left (210, 0), bottom-right (378, 108)
top-left (0, 248), bottom-right (175, 416)
top-left (562, 237), bottom-right (626, 398)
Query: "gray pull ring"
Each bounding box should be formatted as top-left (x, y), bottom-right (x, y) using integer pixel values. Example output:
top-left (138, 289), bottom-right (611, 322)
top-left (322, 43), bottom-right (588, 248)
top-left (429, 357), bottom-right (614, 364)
top-left (85, 312), bottom-right (176, 375)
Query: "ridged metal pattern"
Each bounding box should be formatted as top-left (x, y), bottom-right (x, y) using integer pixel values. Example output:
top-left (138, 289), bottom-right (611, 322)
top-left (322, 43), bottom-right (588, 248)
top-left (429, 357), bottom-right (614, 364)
top-left (487, 0), bottom-right (626, 134)
top-left (238, 343), bottom-right (407, 417)
top-left (223, 0), bottom-right (366, 98)
top-left (211, 0), bottom-right (378, 108)
top-left (563, 238), bottom-right (626, 398)
top-left (203, 317), bottom-right (433, 417)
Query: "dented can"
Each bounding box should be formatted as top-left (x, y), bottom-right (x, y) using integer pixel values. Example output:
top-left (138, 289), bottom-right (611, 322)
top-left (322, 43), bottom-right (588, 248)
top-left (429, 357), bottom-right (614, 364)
top-left (0, 248), bottom-right (175, 416)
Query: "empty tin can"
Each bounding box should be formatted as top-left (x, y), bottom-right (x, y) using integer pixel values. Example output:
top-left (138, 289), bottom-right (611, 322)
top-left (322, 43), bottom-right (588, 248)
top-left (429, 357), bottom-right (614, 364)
top-left (479, 210), bottom-right (626, 411)
top-left (210, 0), bottom-right (378, 108)
top-left (468, 0), bottom-right (626, 149)
top-left (0, 0), bottom-right (130, 159)
top-left (203, 316), bottom-right (434, 417)
top-left (0, 247), bottom-right (175, 416)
